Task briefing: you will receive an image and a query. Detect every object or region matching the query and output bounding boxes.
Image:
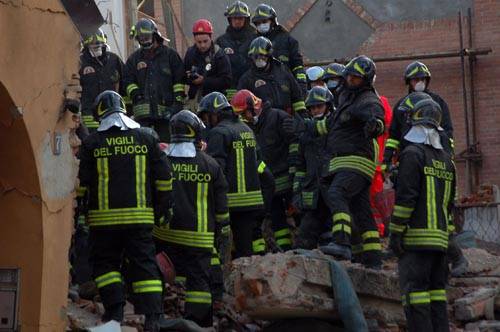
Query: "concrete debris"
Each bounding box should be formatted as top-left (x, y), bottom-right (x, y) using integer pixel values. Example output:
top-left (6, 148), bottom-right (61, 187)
top-left (454, 288), bottom-right (498, 321)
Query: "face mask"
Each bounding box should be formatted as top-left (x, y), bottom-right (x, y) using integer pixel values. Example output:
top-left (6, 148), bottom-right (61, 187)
top-left (313, 112), bottom-right (325, 119)
top-left (89, 46), bottom-right (103, 58)
top-left (255, 58), bottom-right (267, 69)
top-left (257, 23), bottom-right (271, 34)
top-left (327, 80), bottom-right (339, 90)
top-left (414, 81), bottom-right (426, 92)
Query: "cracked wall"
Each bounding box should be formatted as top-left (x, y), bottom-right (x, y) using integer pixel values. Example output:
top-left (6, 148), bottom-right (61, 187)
top-left (0, 0), bottom-right (80, 330)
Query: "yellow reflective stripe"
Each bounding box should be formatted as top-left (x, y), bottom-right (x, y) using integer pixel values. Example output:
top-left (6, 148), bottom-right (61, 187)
top-left (389, 222), bottom-right (406, 233)
top-left (276, 238), bottom-right (292, 246)
top-left (173, 84), bottom-right (185, 93)
top-left (429, 289), bottom-right (447, 302)
top-left (289, 166), bottom-right (296, 174)
top-left (257, 161), bottom-right (267, 174)
top-left (135, 155), bottom-right (146, 208)
top-left (296, 73), bottom-right (307, 81)
top-left (127, 83), bottom-right (139, 96)
top-left (197, 183), bottom-right (208, 233)
top-left (373, 139), bottom-right (380, 163)
top-left (175, 276), bottom-right (186, 283)
top-left (426, 175), bottom-right (437, 229)
top-left (386, 138), bottom-right (400, 149)
top-left (409, 291), bottom-right (430, 305)
top-left (211, 256), bottom-right (221, 265)
top-left (393, 205), bottom-right (414, 219)
top-left (152, 228), bottom-right (214, 248)
top-left (329, 156), bottom-right (376, 179)
top-left (132, 279), bottom-right (163, 293)
top-left (77, 186), bottom-right (87, 197)
top-left (332, 223), bottom-right (351, 234)
top-left (216, 212), bottom-right (229, 222)
top-left (274, 228), bottom-right (291, 238)
top-left (354, 62), bottom-right (366, 75)
top-left (95, 271), bottom-right (122, 288)
top-left (289, 143), bottom-right (299, 154)
top-left (292, 65), bottom-right (304, 72)
top-left (82, 115), bottom-right (99, 128)
top-left (275, 175), bottom-right (292, 192)
top-left (316, 119), bottom-right (328, 135)
top-left (302, 191), bottom-right (314, 206)
top-left (227, 190), bottom-right (264, 207)
top-left (185, 291), bottom-right (212, 304)
top-left (333, 212), bottom-right (351, 222)
top-left (442, 180), bottom-right (451, 227)
top-left (407, 66), bottom-right (419, 78)
top-left (363, 243), bottom-right (382, 251)
top-left (155, 179), bottom-right (173, 192)
top-left (292, 101), bottom-right (306, 112)
top-left (97, 158), bottom-right (109, 210)
top-left (362, 231), bottom-right (379, 240)
top-left (252, 238), bottom-right (266, 253)
top-left (235, 148), bottom-right (246, 193)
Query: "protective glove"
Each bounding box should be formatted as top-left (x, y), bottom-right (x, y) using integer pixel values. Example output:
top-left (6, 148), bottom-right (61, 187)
top-left (389, 232), bottom-right (404, 257)
top-left (364, 117), bottom-right (384, 138)
top-left (282, 117), bottom-right (296, 136)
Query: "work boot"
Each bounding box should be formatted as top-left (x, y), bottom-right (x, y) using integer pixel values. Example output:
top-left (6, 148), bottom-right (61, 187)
top-left (318, 232), bottom-right (333, 247)
top-left (451, 255), bottom-right (469, 277)
top-left (102, 303), bottom-right (124, 323)
top-left (362, 251), bottom-right (382, 270)
top-left (144, 313), bottom-right (162, 332)
top-left (319, 242), bottom-right (352, 261)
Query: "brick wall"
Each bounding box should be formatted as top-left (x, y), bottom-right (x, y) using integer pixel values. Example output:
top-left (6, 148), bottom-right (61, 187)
top-left (358, 0), bottom-right (500, 196)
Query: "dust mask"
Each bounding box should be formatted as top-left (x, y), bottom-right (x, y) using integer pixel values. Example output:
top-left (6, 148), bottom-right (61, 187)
top-left (89, 46), bottom-right (103, 58)
top-left (327, 80), bottom-right (339, 90)
top-left (255, 58), bottom-right (267, 69)
top-left (414, 81), bottom-right (426, 92)
top-left (257, 23), bottom-right (271, 34)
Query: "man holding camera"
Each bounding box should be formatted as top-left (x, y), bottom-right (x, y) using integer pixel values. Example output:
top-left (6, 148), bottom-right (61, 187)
top-left (184, 19), bottom-right (232, 110)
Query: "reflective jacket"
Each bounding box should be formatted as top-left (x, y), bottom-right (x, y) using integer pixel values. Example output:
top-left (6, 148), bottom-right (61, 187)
top-left (389, 143), bottom-right (455, 252)
top-left (79, 49), bottom-right (124, 130)
top-left (206, 117), bottom-right (264, 211)
top-left (216, 25), bottom-right (257, 100)
top-left (123, 44), bottom-right (185, 121)
top-left (238, 58), bottom-right (305, 115)
top-left (77, 127), bottom-right (172, 228)
top-left (152, 150), bottom-right (229, 250)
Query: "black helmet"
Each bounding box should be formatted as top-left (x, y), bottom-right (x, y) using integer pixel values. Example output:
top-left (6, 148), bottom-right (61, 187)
top-left (397, 92), bottom-right (433, 113)
top-left (404, 61), bottom-right (431, 83)
top-left (323, 63), bottom-right (345, 80)
top-left (93, 90), bottom-right (126, 121)
top-left (198, 92), bottom-right (233, 116)
top-left (82, 28), bottom-right (107, 47)
top-left (343, 55), bottom-right (376, 85)
top-left (252, 4), bottom-right (277, 24)
top-left (411, 99), bottom-right (442, 129)
top-left (170, 110), bottom-right (205, 143)
top-left (225, 1), bottom-right (251, 18)
top-left (305, 86), bottom-right (334, 108)
top-left (130, 18), bottom-right (163, 48)
top-left (248, 36), bottom-right (273, 58)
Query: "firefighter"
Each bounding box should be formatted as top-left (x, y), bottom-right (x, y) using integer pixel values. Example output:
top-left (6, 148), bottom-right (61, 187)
top-left (322, 62), bottom-right (345, 108)
top-left (251, 3), bottom-right (307, 92)
top-left (216, 1), bottom-right (257, 101)
top-left (184, 19), bottom-right (232, 107)
top-left (389, 98), bottom-right (455, 332)
top-left (317, 56), bottom-right (385, 269)
top-left (124, 18), bottom-right (185, 142)
top-left (238, 36), bottom-right (306, 115)
top-left (77, 91), bottom-right (172, 331)
top-left (80, 28), bottom-right (124, 132)
top-left (231, 89), bottom-right (296, 250)
top-left (293, 86), bottom-right (334, 249)
top-left (306, 66), bottom-right (327, 90)
top-left (386, 61), bottom-right (454, 155)
top-left (152, 110), bottom-right (229, 327)
top-left (201, 92), bottom-right (267, 258)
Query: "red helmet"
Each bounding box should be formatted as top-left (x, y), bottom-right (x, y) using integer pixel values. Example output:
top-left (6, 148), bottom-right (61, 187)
top-left (231, 89), bottom-right (262, 114)
top-left (193, 19), bottom-right (213, 35)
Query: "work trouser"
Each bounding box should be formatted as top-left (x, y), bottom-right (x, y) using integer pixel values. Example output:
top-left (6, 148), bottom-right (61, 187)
top-left (71, 215), bottom-right (92, 285)
top-left (294, 193), bottom-right (332, 250)
top-left (89, 227), bottom-right (163, 321)
top-left (136, 118), bottom-right (170, 143)
top-left (230, 210), bottom-right (265, 258)
top-left (271, 192), bottom-right (293, 251)
top-left (209, 248), bottom-right (224, 303)
top-left (398, 251), bottom-right (449, 332)
top-left (162, 244), bottom-right (213, 327)
top-left (327, 171), bottom-right (381, 265)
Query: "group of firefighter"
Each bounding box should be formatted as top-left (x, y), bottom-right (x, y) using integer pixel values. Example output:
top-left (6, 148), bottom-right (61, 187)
top-left (73, 1), bottom-right (467, 331)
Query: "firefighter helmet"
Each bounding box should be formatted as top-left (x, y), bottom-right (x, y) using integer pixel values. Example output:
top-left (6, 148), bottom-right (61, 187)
top-left (225, 1), bottom-right (251, 18)
top-left (231, 89), bottom-right (262, 114)
top-left (411, 99), bottom-right (442, 129)
top-left (93, 90), bottom-right (126, 121)
top-left (198, 92), bottom-right (233, 116)
top-left (248, 36), bottom-right (273, 57)
top-left (170, 110), bottom-right (205, 143)
top-left (397, 92), bottom-right (433, 113)
top-left (193, 19), bottom-right (214, 35)
top-left (252, 4), bottom-right (277, 24)
top-left (404, 61), bottom-right (431, 83)
top-left (306, 66), bottom-right (325, 83)
top-left (323, 63), bottom-right (345, 80)
top-left (344, 55), bottom-right (376, 85)
top-left (131, 19), bottom-right (165, 47)
top-left (82, 28), bottom-right (107, 47)
top-left (305, 86), bottom-right (334, 108)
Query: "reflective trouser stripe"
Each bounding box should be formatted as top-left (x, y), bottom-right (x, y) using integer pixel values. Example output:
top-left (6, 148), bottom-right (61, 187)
top-left (274, 228), bottom-right (292, 247)
top-left (95, 271), bottom-right (122, 288)
top-left (252, 238), bottom-right (266, 253)
top-left (132, 279), bottom-right (163, 293)
top-left (429, 289), bottom-right (447, 302)
top-left (402, 291), bottom-right (431, 306)
top-left (197, 183), bottom-right (208, 233)
top-left (97, 158), bottom-right (109, 210)
top-left (135, 155), bottom-right (146, 208)
top-left (332, 212), bottom-right (351, 235)
top-left (185, 291), bottom-right (212, 304)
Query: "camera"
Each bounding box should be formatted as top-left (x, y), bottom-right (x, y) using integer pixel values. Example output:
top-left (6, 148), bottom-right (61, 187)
top-left (187, 66), bottom-right (203, 84)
